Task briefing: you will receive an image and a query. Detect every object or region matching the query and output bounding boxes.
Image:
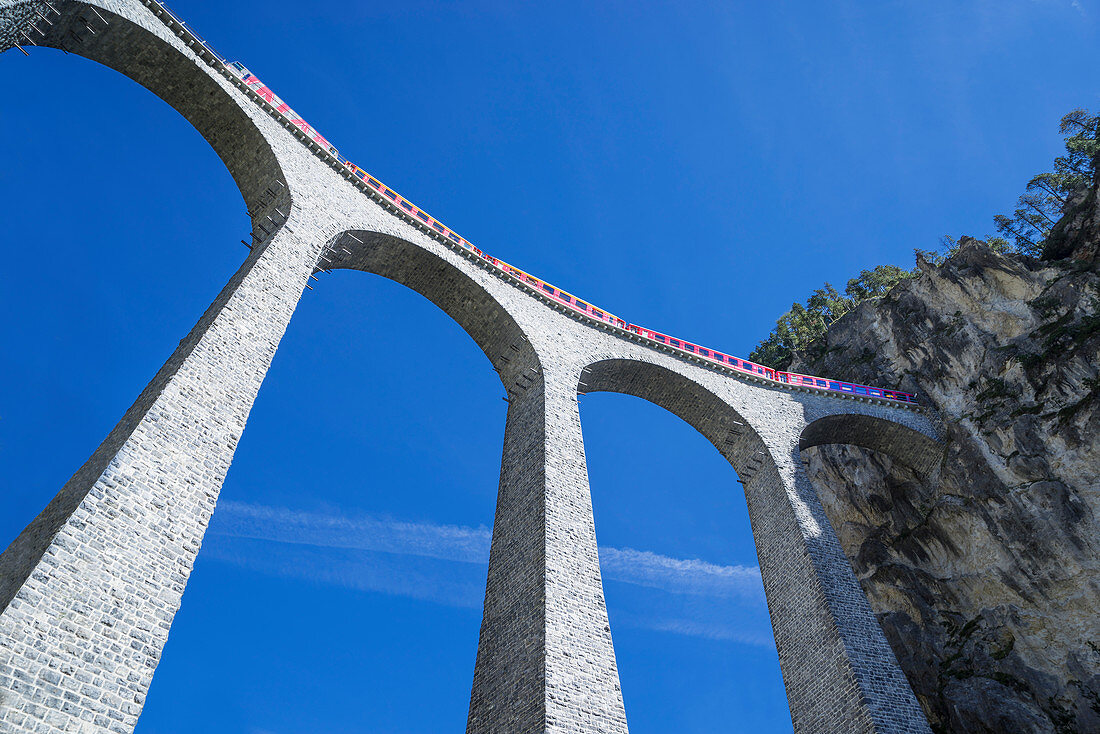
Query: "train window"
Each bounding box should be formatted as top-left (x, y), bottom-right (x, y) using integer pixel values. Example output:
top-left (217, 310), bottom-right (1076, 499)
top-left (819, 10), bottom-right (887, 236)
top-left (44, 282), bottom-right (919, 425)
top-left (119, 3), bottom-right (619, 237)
top-left (432, 222), bottom-right (445, 232)
top-left (592, 309), bottom-right (604, 318)
top-left (816, 379), bottom-right (827, 387)
top-left (542, 283), bottom-right (555, 294)
top-left (576, 300), bottom-right (589, 310)
top-left (698, 348), bottom-right (710, 357)
top-left (684, 343), bottom-right (695, 351)
top-left (669, 339), bottom-right (680, 347)
top-left (368, 178), bottom-right (382, 188)
top-left (383, 189), bottom-right (396, 199)
top-left (416, 211), bottom-right (430, 221)
top-left (400, 201), bottom-right (414, 211)
top-left (448, 233), bottom-right (461, 242)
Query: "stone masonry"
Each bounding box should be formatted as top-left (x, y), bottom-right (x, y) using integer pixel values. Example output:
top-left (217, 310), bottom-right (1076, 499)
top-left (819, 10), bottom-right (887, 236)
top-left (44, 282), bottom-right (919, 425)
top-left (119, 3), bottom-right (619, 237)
top-left (1, 2), bottom-right (941, 732)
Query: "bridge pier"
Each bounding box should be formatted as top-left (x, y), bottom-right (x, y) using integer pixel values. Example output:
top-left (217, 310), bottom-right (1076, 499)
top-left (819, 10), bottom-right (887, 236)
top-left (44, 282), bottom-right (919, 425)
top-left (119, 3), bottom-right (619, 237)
top-left (744, 436), bottom-right (932, 734)
top-left (0, 222), bottom-right (325, 733)
top-left (468, 366), bottom-right (629, 734)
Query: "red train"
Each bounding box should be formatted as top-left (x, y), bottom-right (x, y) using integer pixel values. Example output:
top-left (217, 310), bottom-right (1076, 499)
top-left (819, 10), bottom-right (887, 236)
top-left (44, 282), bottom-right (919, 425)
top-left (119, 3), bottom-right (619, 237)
top-left (218, 58), bottom-right (917, 407)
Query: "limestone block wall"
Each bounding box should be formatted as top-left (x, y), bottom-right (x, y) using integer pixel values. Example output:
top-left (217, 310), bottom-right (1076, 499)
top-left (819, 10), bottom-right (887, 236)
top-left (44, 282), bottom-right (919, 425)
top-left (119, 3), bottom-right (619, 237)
top-left (0, 1), bottom-right (944, 732)
top-left (465, 361), bottom-right (629, 734)
top-left (0, 219), bottom-right (326, 732)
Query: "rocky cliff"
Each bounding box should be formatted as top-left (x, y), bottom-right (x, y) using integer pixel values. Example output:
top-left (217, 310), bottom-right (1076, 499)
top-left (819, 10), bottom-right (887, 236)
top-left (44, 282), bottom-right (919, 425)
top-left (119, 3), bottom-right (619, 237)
top-left (788, 230), bottom-right (1100, 732)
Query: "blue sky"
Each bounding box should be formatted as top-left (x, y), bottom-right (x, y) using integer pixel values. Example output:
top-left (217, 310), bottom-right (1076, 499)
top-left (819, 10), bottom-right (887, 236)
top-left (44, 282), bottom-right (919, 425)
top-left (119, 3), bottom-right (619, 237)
top-left (1, 1), bottom-right (1098, 732)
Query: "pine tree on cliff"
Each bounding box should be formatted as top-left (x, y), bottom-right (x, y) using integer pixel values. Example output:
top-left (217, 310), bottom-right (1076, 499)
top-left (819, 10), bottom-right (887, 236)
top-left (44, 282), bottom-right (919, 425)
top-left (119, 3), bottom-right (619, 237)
top-left (752, 108), bottom-right (1100, 369)
top-left (995, 108), bottom-right (1099, 257)
top-left (750, 266), bottom-right (915, 369)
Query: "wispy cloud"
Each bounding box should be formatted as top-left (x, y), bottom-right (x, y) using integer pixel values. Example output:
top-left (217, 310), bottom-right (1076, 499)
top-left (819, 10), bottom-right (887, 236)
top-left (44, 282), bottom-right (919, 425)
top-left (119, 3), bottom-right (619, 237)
top-left (599, 546), bottom-right (763, 600)
top-left (212, 501), bottom-right (492, 564)
top-left (641, 619), bottom-right (774, 647)
top-left (204, 501), bottom-right (771, 644)
top-left (210, 501), bottom-right (763, 601)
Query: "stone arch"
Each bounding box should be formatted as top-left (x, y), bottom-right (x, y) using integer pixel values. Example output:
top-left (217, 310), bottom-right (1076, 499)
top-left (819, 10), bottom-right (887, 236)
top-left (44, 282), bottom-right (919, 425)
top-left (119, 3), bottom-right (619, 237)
top-left (153, 229), bottom-right (522, 732)
top-left (574, 356), bottom-right (784, 725)
top-left (800, 413), bottom-right (942, 477)
top-left (580, 356), bottom-right (770, 476)
top-left (5, 0), bottom-right (288, 215)
top-left (0, 0), bottom-right (296, 612)
top-left (579, 355), bottom-right (937, 732)
top-left (328, 229), bottom-right (541, 381)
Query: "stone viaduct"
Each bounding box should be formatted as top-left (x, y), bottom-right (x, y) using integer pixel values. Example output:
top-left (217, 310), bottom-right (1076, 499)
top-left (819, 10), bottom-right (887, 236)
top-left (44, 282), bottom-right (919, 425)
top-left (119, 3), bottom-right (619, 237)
top-left (0, 2), bottom-right (943, 732)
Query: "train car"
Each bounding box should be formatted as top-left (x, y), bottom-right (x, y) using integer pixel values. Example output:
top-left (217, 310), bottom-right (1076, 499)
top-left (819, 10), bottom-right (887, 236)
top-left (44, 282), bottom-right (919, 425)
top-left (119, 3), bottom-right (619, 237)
top-left (556, 291), bottom-right (625, 328)
top-left (343, 162), bottom-right (452, 240)
top-left (225, 60), bottom-right (249, 79)
top-left (345, 161), bottom-right (369, 181)
top-left (494, 263), bottom-right (625, 327)
top-left (220, 56), bottom-right (917, 408)
top-left (225, 60), bottom-right (339, 158)
top-left (777, 371), bottom-right (914, 402)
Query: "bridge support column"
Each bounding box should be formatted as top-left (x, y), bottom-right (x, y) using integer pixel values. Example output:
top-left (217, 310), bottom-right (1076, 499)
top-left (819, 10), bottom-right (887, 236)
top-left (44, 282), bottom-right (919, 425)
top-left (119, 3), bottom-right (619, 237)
top-left (467, 367), bottom-right (628, 734)
top-left (744, 438), bottom-right (932, 734)
top-left (0, 223), bottom-right (324, 734)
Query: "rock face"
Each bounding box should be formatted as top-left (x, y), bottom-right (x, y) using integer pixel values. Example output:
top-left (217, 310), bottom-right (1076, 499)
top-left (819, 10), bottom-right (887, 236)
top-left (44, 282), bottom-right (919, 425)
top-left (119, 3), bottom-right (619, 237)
top-left (1045, 163), bottom-right (1100, 264)
top-left (788, 238), bottom-right (1100, 732)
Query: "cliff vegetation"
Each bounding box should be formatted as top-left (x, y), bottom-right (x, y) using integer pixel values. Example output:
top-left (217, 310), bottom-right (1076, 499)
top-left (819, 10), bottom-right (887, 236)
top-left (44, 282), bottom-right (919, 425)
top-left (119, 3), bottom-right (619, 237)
top-left (765, 111), bottom-right (1100, 732)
